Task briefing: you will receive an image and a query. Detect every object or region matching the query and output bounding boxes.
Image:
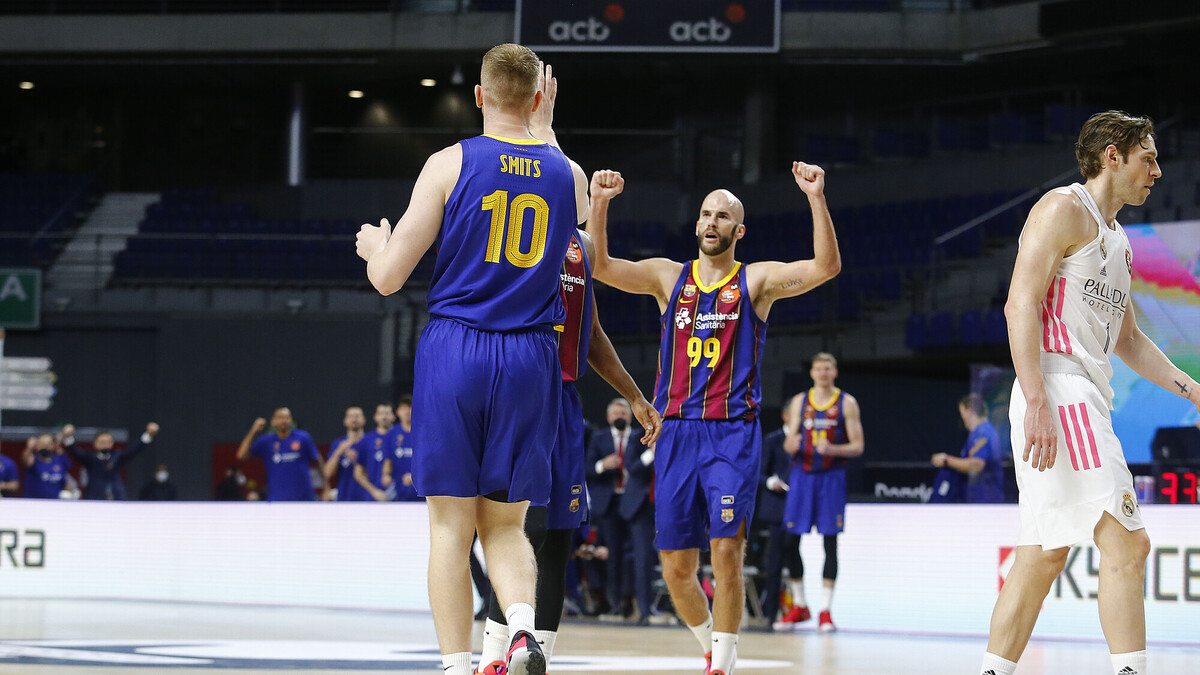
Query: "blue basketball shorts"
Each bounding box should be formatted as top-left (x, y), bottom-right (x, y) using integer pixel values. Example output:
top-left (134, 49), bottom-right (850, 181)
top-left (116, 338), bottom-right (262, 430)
top-left (546, 382), bottom-right (588, 530)
top-left (784, 466), bottom-right (847, 536)
top-left (411, 318), bottom-right (560, 504)
top-left (654, 418), bottom-right (761, 551)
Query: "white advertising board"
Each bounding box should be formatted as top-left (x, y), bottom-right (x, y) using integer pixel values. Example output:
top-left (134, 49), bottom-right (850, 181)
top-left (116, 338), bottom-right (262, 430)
top-left (1, 501), bottom-right (1196, 644)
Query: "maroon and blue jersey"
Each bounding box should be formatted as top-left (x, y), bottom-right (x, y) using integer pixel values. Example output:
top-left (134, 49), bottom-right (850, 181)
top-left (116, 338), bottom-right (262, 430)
top-left (427, 134), bottom-right (578, 332)
top-left (558, 231), bottom-right (593, 382)
top-left (653, 261), bottom-right (767, 420)
top-left (796, 388), bottom-right (849, 472)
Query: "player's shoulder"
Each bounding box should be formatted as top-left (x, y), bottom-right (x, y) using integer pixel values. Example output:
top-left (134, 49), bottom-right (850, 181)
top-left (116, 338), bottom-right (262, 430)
top-left (838, 391), bottom-right (860, 408)
top-left (1029, 187), bottom-right (1093, 233)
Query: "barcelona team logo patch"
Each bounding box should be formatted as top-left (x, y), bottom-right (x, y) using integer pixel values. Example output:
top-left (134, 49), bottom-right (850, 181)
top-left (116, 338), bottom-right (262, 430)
top-left (569, 498), bottom-right (580, 513)
top-left (682, 284), bottom-right (697, 301)
top-left (566, 241), bottom-right (582, 263)
top-left (720, 508), bottom-right (734, 523)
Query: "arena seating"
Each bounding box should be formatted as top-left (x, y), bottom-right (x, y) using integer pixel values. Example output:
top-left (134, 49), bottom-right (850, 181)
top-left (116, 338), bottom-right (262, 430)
top-left (0, 173), bottom-right (95, 267)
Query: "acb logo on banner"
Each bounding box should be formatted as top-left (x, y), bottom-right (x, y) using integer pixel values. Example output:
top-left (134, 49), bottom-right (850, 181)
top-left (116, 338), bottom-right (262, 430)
top-left (516, 0), bottom-right (780, 53)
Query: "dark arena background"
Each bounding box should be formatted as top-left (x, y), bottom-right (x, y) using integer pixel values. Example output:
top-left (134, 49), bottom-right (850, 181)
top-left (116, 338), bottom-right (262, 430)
top-left (1, 2), bottom-right (1199, 673)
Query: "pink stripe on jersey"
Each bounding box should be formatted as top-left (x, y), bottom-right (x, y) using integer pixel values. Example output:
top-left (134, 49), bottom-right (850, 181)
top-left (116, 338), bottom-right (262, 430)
top-left (1058, 405), bottom-right (1080, 471)
top-left (1068, 404), bottom-right (1090, 470)
top-left (1079, 402), bottom-right (1101, 468)
top-left (1043, 284), bottom-right (1057, 351)
top-left (1056, 277), bottom-right (1072, 354)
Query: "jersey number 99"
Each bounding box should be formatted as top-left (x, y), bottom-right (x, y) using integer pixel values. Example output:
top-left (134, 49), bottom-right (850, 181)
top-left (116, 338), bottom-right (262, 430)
top-left (687, 337), bottom-right (721, 368)
top-left (482, 190), bottom-right (550, 268)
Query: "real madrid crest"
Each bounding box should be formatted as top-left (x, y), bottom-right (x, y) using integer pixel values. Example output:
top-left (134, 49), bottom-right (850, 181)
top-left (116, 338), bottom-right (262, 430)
top-left (1099, 237), bottom-right (1107, 259)
top-left (1125, 248), bottom-right (1133, 275)
top-left (1121, 491), bottom-right (1136, 517)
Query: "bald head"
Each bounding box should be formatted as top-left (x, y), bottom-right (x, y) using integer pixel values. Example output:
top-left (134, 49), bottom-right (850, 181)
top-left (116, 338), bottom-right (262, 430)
top-left (696, 189), bottom-right (745, 257)
top-left (703, 190), bottom-right (744, 224)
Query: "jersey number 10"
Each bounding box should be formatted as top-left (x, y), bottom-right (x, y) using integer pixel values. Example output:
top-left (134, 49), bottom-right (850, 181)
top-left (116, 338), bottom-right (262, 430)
top-left (482, 190), bottom-right (550, 268)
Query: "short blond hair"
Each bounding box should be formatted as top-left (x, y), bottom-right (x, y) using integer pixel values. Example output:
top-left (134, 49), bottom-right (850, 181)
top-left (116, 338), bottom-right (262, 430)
top-left (812, 352), bottom-right (838, 368)
top-left (481, 43), bottom-right (540, 111)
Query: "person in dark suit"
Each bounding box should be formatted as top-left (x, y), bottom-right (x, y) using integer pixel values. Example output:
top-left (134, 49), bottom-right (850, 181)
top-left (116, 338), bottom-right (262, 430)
top-left (620, 430), bottom-right (657, 625)
top-left (755, 396), bottom-right (804, 625)
top-left (586, 397), bottom-right (642, 618)
top-left (62, 422), bottom-right (158, 500)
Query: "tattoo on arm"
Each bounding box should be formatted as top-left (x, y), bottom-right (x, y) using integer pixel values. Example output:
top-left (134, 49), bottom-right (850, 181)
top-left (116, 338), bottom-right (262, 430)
top-left (1176, 380), bottom-right (1190, 396)
top-left (780, 277), bottom-right (804, 290)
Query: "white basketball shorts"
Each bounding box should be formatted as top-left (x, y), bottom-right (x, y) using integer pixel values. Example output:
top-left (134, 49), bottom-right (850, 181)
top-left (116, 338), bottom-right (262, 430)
top-left (1010, 371), bottom-right (1144, 550)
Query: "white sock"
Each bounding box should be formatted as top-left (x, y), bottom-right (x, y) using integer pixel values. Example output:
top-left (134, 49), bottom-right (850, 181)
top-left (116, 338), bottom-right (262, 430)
top-left (505, 602), bottom-right (536, 637)
top-left (711, 631), bottom-right (738, 674)
top-left (980, 651), bottom-right (1017, 675)
top-left (788, 579), bottom-right (807, 608)
top-left (479, 618), bottom-right (509, 667)
top-left (442, 652), bottom-right (472, 675)
top-left (533, 629), bottom-right (557, 661)
top-left (687, 613), bottom-right (714, 653)
top-left (1110, 650), bottom-right (1147, 675)
top-left (820, 585), bottom-right (834, 613)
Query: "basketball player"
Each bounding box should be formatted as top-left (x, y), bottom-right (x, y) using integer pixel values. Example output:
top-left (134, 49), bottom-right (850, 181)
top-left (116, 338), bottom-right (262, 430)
top-left (781, 353), bottom-right (864, 633)
top-left (979, 111), bottom-right (1199, 675)
top-left (323, 406), bottom-right (365, 501)
top-left (475, 65), bottom-right (662, 675)
top-left (587, 164), bottom-right (841, 675)
top-left (356, 44), bottom-right (589, 675)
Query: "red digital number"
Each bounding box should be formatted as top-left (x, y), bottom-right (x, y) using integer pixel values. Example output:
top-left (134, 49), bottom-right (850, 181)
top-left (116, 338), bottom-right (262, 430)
top-left (1183, 472), bottom-right (1198, 505)
top-left (1160, 472), bottom-right (1178, 505)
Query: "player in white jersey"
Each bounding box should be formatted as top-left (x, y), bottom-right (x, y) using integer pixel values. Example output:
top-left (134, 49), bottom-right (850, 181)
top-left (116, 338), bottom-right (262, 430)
top-left (979, 111), bottom-right (1200, 675)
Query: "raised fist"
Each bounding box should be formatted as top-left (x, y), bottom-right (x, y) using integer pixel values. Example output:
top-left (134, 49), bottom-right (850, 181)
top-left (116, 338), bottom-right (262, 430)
top-left (791, 161), bottom-right (825, 197)
top-left (590, 170), bottom-right (624, 201)
top-left (250, 417), bottom-right (267, 433)
top-left (146, 422), bottom-right (160, 437)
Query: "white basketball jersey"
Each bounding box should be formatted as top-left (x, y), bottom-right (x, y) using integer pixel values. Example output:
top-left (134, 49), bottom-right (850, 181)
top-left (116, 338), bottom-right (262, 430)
top-left (1021, 183), bottom-right (1132, 407)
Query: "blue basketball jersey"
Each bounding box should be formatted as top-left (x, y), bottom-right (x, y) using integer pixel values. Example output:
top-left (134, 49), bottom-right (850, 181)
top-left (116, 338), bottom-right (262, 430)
top-left (653, 261), bottom-right (768, 420)
top-left (795, 388), bottom-right (849, 473)
top-left (427, 134), bottom-right (578, 332)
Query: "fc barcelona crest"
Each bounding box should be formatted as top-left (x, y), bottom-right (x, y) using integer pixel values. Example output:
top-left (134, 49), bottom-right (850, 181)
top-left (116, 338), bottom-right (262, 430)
top-left (720, 508), bottom-right (734, 523)
top-left (569, 498), bottom-right (581, 513)
top-left (682, 284), bottom-right (697, 301)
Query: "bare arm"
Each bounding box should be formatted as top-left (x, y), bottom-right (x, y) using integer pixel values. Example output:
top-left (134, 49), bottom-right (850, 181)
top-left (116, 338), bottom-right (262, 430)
top-left (750, 162), bottom-right (842, 319)
top-left (237, 418), bottom-right (266, 462)
top-left (817, 394), bottom-right (864, 459)
top-left (354, 464), bottom-right (389, 502)
top-left (578, 233), bottom-right (663, 446)
top-left (1113, 303), bottom-right (1200, 412)
top-left (357, 145), bottom-right (459, 295)
top-left (933, 437), bottom-right (987, 476)
top-left (1004, 192), bottom-right (1092, 472)
top-left (585, 170), bottom-right (682, 308)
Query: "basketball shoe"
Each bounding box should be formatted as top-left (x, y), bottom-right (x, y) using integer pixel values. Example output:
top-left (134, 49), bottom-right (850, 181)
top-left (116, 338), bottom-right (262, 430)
top-left (475, 661), bottom-right (506, 675)
top-left (818, 610), bottom-right (836, 633)
top-left (780, 605), bottom-right (811, 624)
top-left (505, 630), bottom-right (546, 675)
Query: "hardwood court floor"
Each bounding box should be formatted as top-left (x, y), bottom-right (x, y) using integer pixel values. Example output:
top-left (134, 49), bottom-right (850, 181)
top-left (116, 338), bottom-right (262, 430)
top-left (1, 600), bottom-right (1197, 674)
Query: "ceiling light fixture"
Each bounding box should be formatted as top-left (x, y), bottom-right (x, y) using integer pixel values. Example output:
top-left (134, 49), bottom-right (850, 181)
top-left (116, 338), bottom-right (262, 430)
top-left (420, 78), bottom-right (437, 87)
top-left (19, 81), bottom-right (34, 90)
top-left (348, 89), bottom-right (364, 98)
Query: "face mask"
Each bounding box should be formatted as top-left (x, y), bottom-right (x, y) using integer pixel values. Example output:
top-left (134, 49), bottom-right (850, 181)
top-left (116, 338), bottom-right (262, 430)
top-left (96, 451), bottom-right (112, 460)
top-left (613, 418), bottom-right (628, 432)
top-left (236, 474), bottom-right (247, 486)
top-left (156, 471), bottom-right (169, 483)
top-left (37, 449), bottom-right (52, 459)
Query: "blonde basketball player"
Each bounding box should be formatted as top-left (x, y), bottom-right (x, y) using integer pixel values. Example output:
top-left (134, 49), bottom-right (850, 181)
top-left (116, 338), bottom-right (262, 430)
top-left (980, 111), bottom-right (1200, 675)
